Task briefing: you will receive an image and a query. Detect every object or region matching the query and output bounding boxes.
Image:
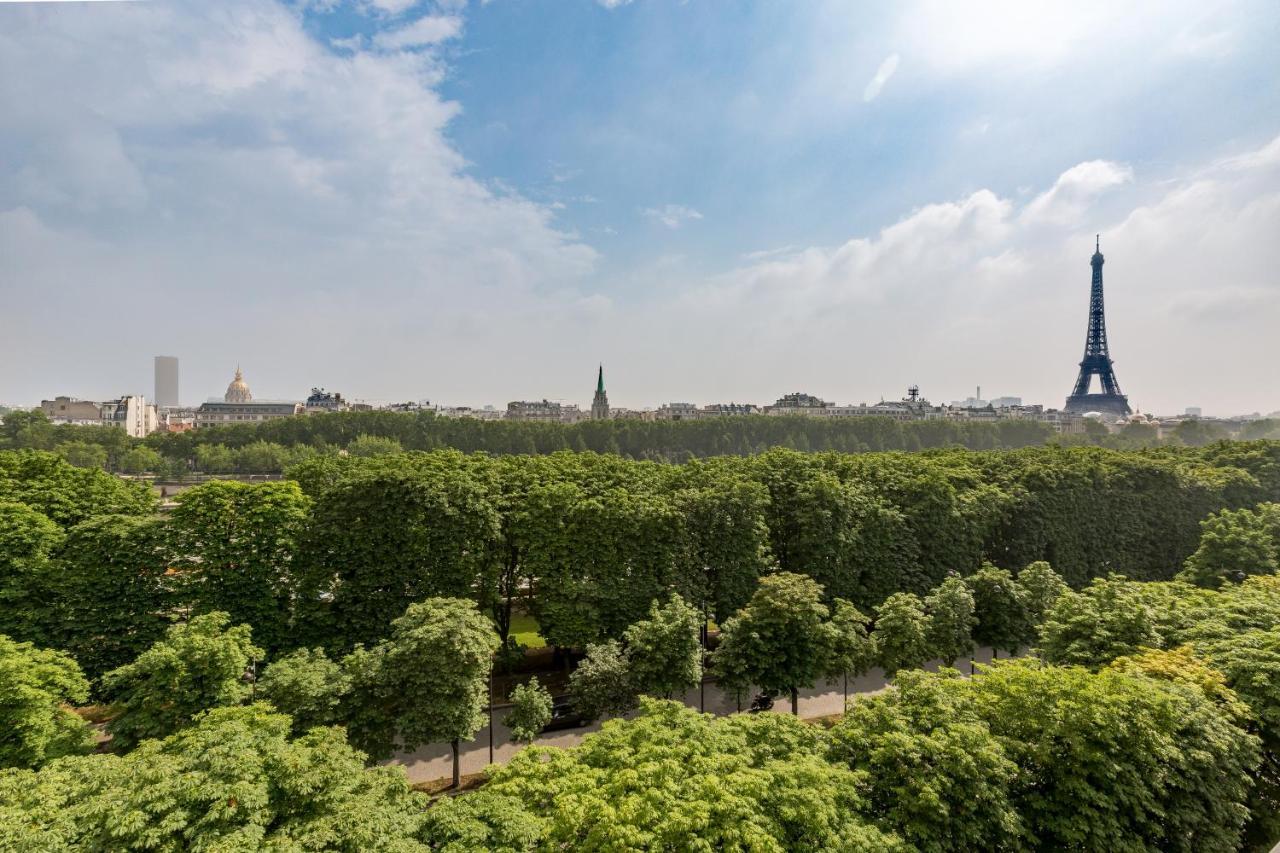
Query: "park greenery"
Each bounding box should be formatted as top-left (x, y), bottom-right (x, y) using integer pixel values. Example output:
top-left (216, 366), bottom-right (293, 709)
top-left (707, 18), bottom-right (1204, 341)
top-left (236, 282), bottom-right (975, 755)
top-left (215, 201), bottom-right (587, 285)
top-left (0, 440), bottom-right (1279, 680)
top-left (12, 563), bottom-right (1278, 850)
top-left (3, 439), bottom-right (1280, 848)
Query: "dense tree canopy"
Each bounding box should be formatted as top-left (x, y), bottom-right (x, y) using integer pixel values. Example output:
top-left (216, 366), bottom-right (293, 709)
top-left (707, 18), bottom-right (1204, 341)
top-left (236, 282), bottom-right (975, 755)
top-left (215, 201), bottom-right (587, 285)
top-left (0, 635), bottom-right (94, 770)
top-left (168, 480), bottom-right (312, 653)
top-left (1180, 503), bottom-right (1280, 588)
top-left (828, 670), bottom-right (1022, 853)
top-left (299, 466), bottom-right (500, 652)
top-left (424, 700), bottom-right (902, 852)
top-left (0, 450), bottom-right (153, 526)
top-left (51, 514), bottom-right (175, 684)
top-left (0, 704), bottom-right (431, 851)
top-left (0, 500), bottom-right (63, 646)
top-left (102, 612), bottom-right (263, 751)
top-left (257, 646), bottom-right (351, 736)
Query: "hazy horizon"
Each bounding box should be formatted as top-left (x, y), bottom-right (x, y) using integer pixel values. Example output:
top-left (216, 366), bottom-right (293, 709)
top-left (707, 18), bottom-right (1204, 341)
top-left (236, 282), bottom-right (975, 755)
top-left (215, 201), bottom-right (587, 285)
top-left (3, 1), bottom-right (1279, 416)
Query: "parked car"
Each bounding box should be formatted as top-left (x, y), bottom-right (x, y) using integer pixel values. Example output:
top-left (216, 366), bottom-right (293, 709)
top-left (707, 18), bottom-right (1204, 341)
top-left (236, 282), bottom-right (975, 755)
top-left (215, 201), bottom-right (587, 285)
top-left (542, 696), bottom-right (591, 732)
top-left (748, 692), bottom-right (774, 713)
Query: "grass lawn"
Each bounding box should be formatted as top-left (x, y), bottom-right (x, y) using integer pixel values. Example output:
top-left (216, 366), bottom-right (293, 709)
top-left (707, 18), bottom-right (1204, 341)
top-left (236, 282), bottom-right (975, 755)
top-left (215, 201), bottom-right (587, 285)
top-left (509, 611), bottom-right (546, 649)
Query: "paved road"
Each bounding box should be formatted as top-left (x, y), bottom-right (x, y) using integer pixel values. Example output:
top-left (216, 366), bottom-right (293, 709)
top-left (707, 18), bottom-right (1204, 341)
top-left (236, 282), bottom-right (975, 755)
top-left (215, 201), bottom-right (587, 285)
top-left (387, 646), bottom-right (1000, 784)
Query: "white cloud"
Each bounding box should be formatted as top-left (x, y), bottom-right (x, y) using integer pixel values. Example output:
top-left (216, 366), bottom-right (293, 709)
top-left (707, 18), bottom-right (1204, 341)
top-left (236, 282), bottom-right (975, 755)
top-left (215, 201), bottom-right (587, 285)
top-left (642, 204), bottom-right (703, 229)
top-left (862, 53), bottom-right (899, 102)
top-left (597, 0), bottom-right (634, 8)
top-left (372, 14), bottom-right (462, 50)
top-left (896, 1), bottom-right (1232, 74)
top-left (655, 135), bottom-right (1280, 414)
top-left (363, 0), bottom-right (421, 16)
top-left (1021, 160), bottom-right (1134, 225)
top-left (0, 0), bottom-right (597, 404)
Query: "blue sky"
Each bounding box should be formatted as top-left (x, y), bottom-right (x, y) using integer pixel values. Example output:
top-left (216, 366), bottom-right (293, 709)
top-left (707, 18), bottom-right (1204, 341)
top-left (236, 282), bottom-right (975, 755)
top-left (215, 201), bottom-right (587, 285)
top-left (2, 0), bottom-right (1279, 414)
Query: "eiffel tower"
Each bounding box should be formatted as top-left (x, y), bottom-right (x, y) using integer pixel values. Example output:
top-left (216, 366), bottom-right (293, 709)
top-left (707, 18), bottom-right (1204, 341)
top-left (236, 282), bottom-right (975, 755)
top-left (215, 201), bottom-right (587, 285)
top-left (1064, 236), bottom-right (1131, 417)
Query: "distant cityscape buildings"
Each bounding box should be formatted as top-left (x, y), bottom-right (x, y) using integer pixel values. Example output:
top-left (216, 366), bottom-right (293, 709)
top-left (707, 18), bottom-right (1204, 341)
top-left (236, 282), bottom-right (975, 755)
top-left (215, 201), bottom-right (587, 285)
top-left (40, 395), bottom-right (158, 438)
top-left (194, 367), bottom-right (303, 428)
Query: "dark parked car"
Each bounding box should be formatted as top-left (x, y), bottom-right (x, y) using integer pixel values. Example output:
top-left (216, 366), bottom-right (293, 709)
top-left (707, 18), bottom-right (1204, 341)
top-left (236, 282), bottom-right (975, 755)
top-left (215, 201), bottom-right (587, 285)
top-left (542, 696), bottom-right (591, 732)
top-left (748, 692), bottom-right (774, 713)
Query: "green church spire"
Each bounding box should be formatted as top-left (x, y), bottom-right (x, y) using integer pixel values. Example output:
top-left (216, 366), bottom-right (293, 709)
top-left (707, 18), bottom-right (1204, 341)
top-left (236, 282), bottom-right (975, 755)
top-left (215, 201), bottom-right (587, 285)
top-left (592, 364), bottom-right (609, 420)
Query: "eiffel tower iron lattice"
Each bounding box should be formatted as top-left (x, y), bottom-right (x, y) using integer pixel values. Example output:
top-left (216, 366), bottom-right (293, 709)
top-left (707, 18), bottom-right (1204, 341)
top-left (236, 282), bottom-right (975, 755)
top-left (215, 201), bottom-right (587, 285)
top-left (1064, 236), bottom-right (1131, 417)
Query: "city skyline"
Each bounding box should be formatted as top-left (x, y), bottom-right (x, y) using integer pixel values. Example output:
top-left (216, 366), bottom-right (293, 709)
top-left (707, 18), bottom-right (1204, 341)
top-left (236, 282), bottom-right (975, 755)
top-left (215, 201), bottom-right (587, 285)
top-left (2, 2), bottom-right (1279, 414)
top-left (14, 355), bottom-right (1273, 421)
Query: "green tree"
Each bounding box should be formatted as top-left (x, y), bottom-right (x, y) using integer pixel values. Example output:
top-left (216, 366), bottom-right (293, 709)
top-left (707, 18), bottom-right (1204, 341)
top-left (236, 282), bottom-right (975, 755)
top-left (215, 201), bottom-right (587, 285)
top-left (924, 576), bottom-right (975, 666)
top-left (503, 678), bottom-right (553, 744)
top-left (55, 441), bottom-right (107, 470)
top-left (875, 592), bottom-right (934, 676)
top-left (0, 450), bottom-right (153, 527)
top-left (623, 594), bottom-right (703, 700)
top-left (528, 484), bottom-right (687, 651)
top-left (51, 514), bottom-right (175, 683)
top-left (0, 704), bottom-right (431, 851)
top-left (168, 480), bottom-right (312, 653)
top-left (102, 612), bottom-right (263, 751)
top-left (711, 572), bottom-right (850, 714)
top-left (1018, 560), bottom-right (1068, 624)
top-left (1180, 504), bottom-right (1280, 588)
top-left (965, 564), bottom-right (1033, 654)
top-left (968, 659), bottom-right (1257, 853)
top-left (824, 599), bottom-right (878, 691)
top-left (194, 443), bottom-right (238, 473)
top-left (0, 410), bottom-right (54, 450)
top-left (1173, 418), bottom-right (1229, 447)
top-left (344, 598), bottom-right (498, 788)
top-left (0, 500), bottom-right (63, 646)
top-left (300, 467), bottom-right (500, 652)
top-left (117, 446), bottom-right (163, 475)
top-left (347, 434), bottom-right (403, 457)
top-left (425, 700), bottom-right (903, 851)
top-left (568, 639), bottom-right (637, 721)
top-left (235, 440), bottom-right (293, 473)
top-left (0, 635), bottom-right (94, 769)
top-left (1037, 576), bottom-right (1162, 667)
top-left (257, 647), bottom-right (351, 735)
top-left (828, 670), bottom-right (1022, 852)
top-left (1195, 627), bottom-right (1280, 848)
top-left (672, 474), bottom-right (772, 624)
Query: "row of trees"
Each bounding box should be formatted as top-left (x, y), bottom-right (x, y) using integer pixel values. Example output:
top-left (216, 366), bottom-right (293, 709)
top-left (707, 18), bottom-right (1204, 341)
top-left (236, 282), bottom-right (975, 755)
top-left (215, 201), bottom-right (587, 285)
top-left (5, 563), bottom-right (1280, 849)
top-left (3, 444), bottom-right (1280, 687)
top-left (10, 406), bottom-right (1277, 476)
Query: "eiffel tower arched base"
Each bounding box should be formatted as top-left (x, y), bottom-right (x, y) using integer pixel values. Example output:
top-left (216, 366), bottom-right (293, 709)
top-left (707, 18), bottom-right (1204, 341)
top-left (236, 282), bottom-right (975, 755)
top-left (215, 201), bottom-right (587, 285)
top-left (1064, 393), bottom-right (1131, 418)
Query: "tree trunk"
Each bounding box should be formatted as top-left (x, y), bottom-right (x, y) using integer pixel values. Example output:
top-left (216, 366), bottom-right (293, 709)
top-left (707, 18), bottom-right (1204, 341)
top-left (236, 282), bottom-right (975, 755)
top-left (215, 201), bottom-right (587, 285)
top-left (451, 739), bottom-right (460, 789)
top-left (790, 687), bottom-right (799, 716)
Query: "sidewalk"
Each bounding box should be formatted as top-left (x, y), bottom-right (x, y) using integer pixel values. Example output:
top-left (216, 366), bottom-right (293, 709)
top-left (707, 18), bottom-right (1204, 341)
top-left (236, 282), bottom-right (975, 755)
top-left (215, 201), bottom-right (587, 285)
top-left (387, 646), bottom-right (1000, 784)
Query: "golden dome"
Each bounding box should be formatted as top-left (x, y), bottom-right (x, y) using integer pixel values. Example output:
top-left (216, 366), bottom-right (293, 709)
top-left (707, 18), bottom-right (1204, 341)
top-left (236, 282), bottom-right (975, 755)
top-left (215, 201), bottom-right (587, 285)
top-left (225, 366), bottom-right (252, 403)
